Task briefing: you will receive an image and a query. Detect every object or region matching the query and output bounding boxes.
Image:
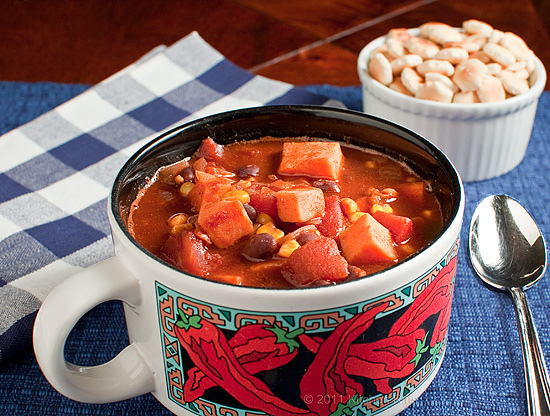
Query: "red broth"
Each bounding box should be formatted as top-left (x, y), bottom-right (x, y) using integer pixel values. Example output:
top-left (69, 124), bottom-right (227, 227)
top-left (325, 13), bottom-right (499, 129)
top-left (127, 137), bottom-right (444, 288)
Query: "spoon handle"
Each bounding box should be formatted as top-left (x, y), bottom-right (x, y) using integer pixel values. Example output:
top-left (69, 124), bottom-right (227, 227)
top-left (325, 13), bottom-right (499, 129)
top-left (510, 286), bottom-right (550, 416)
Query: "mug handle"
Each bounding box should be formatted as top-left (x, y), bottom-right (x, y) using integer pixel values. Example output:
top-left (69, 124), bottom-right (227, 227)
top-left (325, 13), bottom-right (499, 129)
top-left (33, 256), bottom-right (155, 403)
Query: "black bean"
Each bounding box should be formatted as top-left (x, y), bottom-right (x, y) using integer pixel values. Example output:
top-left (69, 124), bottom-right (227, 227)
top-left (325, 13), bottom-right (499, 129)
top-left (347, 265), bottom-right (366, 281)
top-left (237, 164), bottom-right (260, 179)
top-left (312, 179), bottom-right (340, 193)
top-left (243, 203), bottom-right (258, 222)
top-left (242, 234), bottom-right (278, 261)
top-left (296, 232), bottom-right (320, 246)
top-left (180, 166), bottom-right (196, 183)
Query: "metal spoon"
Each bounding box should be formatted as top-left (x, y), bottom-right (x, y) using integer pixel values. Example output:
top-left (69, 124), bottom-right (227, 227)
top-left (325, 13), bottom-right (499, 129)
top-left (469, 194), bottom-right (550, 416)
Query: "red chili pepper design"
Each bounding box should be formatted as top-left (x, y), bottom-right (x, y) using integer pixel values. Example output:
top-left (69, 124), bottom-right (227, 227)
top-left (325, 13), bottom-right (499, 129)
top-left (183, 323), bottom-right (304, 402)
top-left (300, 301), bottom-right (389, 415)
top-left (344, 328), bottom-right (425, 395)
top-left (298, 333), bottom-right (323, 354)
top-left (174, 310), bottom-right (315, 416)
top-left (370, 256), bottom-right (457, 394)
top-left (430, 282), bottom-right (454, 347)
top-left (389, 256), bottom-right (457, 337)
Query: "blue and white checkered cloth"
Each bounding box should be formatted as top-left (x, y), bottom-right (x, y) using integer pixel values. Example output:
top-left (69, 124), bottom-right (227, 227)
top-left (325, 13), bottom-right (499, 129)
top-left (0, 32), bottom-right (343, 363)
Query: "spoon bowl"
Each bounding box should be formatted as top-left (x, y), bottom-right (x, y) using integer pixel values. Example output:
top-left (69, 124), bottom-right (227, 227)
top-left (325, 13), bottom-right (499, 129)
top-left (469, 194), bottom-right (550, 416)
top-left (469, 194), bottom-right (547, 290)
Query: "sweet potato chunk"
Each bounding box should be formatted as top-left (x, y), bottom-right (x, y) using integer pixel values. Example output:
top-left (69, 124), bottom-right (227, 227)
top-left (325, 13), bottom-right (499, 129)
top-left (278, 141), bottom-right (344, 180)
top-left (372, 211), bottom-right (413, 244)
top-left (276, 186), bottom-right (325, 223)
top-left (197, 200), bottom-right (254, 248)
top-left (396, 182), bottom-right (427, 205)
top-left (188, 170), bottom-right (232, 210)
top-left (340, 213), bottom-right (398, 264)
top-left (317, 195), bottom-right (346, 238)
top-left (281, 237), bottom-right (349, 287)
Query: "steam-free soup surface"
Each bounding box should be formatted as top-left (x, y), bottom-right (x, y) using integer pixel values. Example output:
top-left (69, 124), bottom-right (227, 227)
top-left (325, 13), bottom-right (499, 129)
top-left (127, 137), bottom-right (444, 288)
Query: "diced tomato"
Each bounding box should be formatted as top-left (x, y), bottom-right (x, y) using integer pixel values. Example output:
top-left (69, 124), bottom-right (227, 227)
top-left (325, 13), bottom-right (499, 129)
top-left (197, 200), bottom-right (254, 248)
top-left (281, 237), bottom-right (349, 287)
top-left (339, 213), bottom-right (398, 264)
top-left (249, 187), bottom-right (280, 222)
top-left (195, 137), bottom-right (224, 162)
top-left (162, 231), bottom-right (215, 277)
top-left (276, 187), bottom-right (325, 223)
top-left (372, 211), bottom-right (413, 244)
top-left (317, 195), bottom-right (346, 238)
top-left (278, 141), bottom-right (344, 180)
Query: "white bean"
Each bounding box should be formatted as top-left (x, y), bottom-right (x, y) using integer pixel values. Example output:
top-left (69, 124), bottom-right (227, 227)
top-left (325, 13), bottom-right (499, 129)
top-left (391, 54), bottom-right (423, 74)
top-left (417, 59), bottom-right (455, 77)
top-left (366, 20), bottom-right (537, 103)
top-left (435, 47), bottom-right (469, 64)
top-left (389, 77), bottom-right (414, 96)
top-left (453, 91), bottom-right (480, 103)
top-left (476, 75), bottom-right (506, 102)
top-left (369, 52), bottom-right (393, 86)
top-left (500, 32), bottom-right (532, 61)
top-left (386, 38), bottom-right (405, 59)
top-left (463, 19), bottom-right (493, 37)
top-left (453, 59), bottom-right (488, 92)
top-left (498, 70), bottom-right (530, 95)
top-left (425, 72), bottom-right (459, 93)
top-left (483, 43), bottom-right (516, 67)
top-left (416, 80), bottom-right (454, 102)
top-left (405, 36), bottom-right (440, 59)
top-left (401, 67), bottom-right (423, 95)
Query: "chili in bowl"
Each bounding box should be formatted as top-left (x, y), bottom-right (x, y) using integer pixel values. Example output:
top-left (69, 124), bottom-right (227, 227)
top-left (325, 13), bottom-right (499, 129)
top-left (34, 106), bottom-right (464, 416)
top-left (127, 135), bottom-right (448, 288)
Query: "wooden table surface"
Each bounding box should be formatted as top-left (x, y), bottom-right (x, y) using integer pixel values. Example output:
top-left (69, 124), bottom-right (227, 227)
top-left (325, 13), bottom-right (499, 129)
top-left (1, 0), bottom-right (549, 90)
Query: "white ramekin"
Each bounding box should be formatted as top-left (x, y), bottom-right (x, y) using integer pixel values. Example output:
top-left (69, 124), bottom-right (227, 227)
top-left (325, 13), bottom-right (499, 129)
top-left (357, 31), bottom-right (547, 182)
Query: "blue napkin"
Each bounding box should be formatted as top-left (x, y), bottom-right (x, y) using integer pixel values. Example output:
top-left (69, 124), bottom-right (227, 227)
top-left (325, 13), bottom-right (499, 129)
top-left (0, 32), bottom-right (343, 365)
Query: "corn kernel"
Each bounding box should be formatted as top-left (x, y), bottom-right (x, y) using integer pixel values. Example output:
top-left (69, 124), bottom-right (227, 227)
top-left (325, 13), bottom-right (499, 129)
top-left (256, 222), bottom-right (284, 240)
top-left (422, 209), bottom-right (434, 219)
top-left (256, 213), bottom-right (274, 225)
top-left (168, 213), bottom-right (188, 227)
top-left (278, 240), bottom-right (301, 258)
top-left (350, 211), bottom-right (367, 223)
top-left (174, 174), bottom-right (185, 185)
top-left (365, 160), bottom-right (377, 168)
top-left (252, 222), bottom-right (263, 233)
top-left (371, 204), bottom-right (393, 214)
top-left (179, 182), bottom-right (195, 197)
top-left (341, 198), bottom-right (358, 218)
top-left (222, 190), bottom-right (250, 204)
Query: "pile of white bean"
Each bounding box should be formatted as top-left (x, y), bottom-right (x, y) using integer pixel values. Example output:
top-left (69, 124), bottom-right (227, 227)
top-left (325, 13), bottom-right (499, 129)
top-left (367, 20), bottom-right (537, 103)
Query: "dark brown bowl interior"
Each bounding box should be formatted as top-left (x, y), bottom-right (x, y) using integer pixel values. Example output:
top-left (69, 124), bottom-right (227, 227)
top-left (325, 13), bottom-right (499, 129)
top-left (112, 105), bottom-right (461, 257)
